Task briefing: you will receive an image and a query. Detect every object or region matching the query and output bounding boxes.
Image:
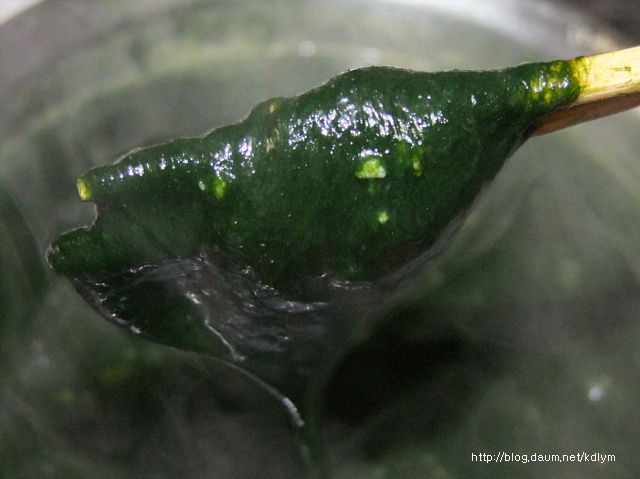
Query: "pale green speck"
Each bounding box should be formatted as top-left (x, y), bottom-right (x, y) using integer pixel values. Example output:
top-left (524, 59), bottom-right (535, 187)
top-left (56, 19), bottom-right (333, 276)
top-left (198, 178), bottom-right (227, 198)
top-left (77, 178), bottom-right (91, 201)
top-left (356, 157), bottom-right (386, 179)
top-left (377, 210), bottom-right (389, 224)
top-left (213, 179), bottom-right (227, 199)
top-left (412, 155), bottom-right (422, 176)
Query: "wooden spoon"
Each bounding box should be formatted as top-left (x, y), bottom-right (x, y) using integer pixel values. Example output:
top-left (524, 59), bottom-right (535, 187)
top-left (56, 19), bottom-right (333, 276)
top-left (533, 45), bottom-right (640, 135)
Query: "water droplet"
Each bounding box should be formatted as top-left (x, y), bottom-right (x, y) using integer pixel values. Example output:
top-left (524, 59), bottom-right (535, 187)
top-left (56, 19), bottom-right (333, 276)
top-left (588, 385), bottom-right (603, 401)
top-left (298, 40), bottom-right (317, 57)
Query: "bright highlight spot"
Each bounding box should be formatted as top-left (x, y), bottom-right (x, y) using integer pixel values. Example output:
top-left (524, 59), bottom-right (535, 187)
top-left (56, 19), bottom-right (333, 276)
top-left (588, 386), bottom-right (603, 402)
top-left (298, 40), bottom-right (317, 57)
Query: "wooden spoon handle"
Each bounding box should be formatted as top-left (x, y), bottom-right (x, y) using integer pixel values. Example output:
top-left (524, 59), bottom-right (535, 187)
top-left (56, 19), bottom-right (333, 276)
top-left (533, 45), bottom-right (640, 136)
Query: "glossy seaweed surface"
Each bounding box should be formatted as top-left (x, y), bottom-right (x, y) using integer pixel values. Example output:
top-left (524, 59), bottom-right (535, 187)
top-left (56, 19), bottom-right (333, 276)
top-left (45, 61), bottom-right (582, 398)
top-left (48, 61), bottom-right (581, 289)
